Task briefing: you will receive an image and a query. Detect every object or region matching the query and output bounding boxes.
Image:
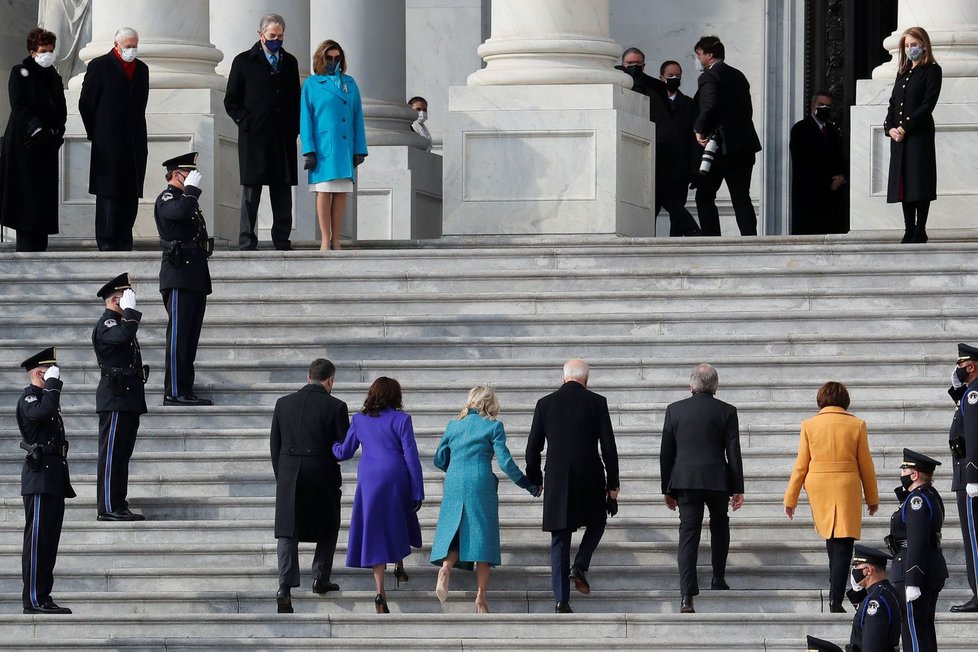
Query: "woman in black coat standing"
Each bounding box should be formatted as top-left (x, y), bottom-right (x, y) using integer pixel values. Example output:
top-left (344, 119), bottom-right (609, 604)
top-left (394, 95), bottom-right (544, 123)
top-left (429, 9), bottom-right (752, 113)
top-left (0, 28), bottom-right (67, 252)
top-left (885, 26), bottom-right (942, 244)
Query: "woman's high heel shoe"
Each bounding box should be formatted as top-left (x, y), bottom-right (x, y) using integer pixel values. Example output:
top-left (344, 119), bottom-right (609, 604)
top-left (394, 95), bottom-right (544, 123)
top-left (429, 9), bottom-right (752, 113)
top-left (374, 593), bottom-right (390, 614)
top-left (394, 564), bottom-right (409, 587)
top-left (435, 568), bottom-right (450, 604)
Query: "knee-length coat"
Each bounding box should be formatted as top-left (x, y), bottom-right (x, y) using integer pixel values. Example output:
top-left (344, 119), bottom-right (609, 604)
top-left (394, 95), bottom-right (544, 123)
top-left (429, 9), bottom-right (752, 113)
top-left (429, 410), bottom-right (531, 569)
top-left (884, 62), bottom-right (942, 203)
top-left (299, 72), bottom-right (367, 184)
top-left (783, 406), bottom-right (880, 539)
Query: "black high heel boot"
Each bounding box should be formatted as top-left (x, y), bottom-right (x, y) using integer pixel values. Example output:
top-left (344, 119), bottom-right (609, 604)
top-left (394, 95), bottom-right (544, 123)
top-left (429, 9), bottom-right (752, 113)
top-left (901, 204), bottom-right (915, 243)
top-left (912, 204), bottom-right (929, 243)
top-left (374, 594), bottom-right (390, 614)
top-left (394, 564), bottom-right (409, 587)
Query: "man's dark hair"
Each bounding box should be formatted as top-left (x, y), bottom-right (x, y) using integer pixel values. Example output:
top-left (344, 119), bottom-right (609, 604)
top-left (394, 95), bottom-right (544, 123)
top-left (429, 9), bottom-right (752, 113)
top-left (811, 89), bottom-right (833, 104)
top-left (362, 376), bottom-right (403, 416)
top-left (622, 47), bottom-right (645, 62)
top-left (308, 358), bottom-right (335, 382)
top-left (27, 28), bottom-right (56, 53)
top-left (695, 35), bottom-right (724, 60)
top-left (407, 96), bottom-right (426, 105)
top-left (659, 60), bottom-right (681, 76)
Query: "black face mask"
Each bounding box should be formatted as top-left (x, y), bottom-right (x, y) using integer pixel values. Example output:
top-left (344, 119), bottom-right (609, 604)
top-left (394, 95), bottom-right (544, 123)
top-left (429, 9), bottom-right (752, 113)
top-left (851, 567), bottom-right (866, 586)
top-left (665, 77), bottom-right (681, 92)
top-left (623, 64), bottom-right (643, 77)
top-left (815, 106), bottom-right (832, 122)
top-left (900, 474), bottom-right (915, 490)
top-left (956, 366), bottom-right (971, 384)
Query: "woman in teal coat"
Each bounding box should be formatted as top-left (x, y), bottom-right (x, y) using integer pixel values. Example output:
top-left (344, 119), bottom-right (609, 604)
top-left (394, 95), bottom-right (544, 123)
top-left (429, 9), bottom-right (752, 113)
top-left (299, 39), bottom-right (367, 251)
top-left (430, 386), bottom-right (538, 613)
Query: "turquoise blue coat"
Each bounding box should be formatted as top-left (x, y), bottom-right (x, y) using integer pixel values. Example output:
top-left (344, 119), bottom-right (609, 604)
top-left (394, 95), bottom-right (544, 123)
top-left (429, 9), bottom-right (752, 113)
top-left (299, 72), bottom-right (367, 184)
top-left (429, 411), bottom-right (530, 569)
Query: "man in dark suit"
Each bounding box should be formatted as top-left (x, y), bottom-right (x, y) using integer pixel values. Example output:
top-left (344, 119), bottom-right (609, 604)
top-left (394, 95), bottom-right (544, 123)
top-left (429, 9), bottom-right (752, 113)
top-left (224, 13), bottom-right (301, 251)
top-left (659, 59), bottom-right (702, 237)
top-left (17, 347), bottom-right (75, 614)
top-left (270, 358), bottom-right (351, 613)
top-left (660, 363), bottom-right (744, 614)
top-left (692, 36), bottom-right (762, 236)
top-left (789, 91), bottom-right (847, 235)
top-left (78, 26), bottom-right (149, 251)
top-left (526, 359), bottom-right (619, 613)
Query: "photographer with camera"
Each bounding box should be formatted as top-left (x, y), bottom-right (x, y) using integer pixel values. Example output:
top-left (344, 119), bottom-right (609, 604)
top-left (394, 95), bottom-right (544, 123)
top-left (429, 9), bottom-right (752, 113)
top-left (16, 347), bottom-right (75, 614)
top-left (691, 36), bottom-right (762, 236)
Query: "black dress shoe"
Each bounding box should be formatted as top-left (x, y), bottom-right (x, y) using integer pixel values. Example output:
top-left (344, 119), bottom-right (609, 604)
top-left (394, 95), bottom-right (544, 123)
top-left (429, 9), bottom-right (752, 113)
top-left (555, 601), bottom-right (573, 613)
top-left (828, 601), bottom-right (846, 613)
top-left (680, 595), bottom-right (695, 613)
top-left (711, 576), bottom-right (729, 590)
top-left (119, 508), bottom-right (145, 521)
top-left (277, 584), bottom-right (293, 613)
top-left (24, 601), bottom-right (71, 614)
top-left (569, 566), bottom-right (591, 595)
top-left (950, 596), bottom-right (978, 612)
top-left (312, 578), bottom-right (339, 594)
top-left (163, 395), bottom-right (212, 406)
top-left (98, 509), bottom-right (142, 522)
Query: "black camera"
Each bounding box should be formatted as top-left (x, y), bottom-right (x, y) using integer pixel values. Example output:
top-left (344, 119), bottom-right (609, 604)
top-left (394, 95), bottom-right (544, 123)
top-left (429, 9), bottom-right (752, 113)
top-left (698, 134), bottom-right (720, 175)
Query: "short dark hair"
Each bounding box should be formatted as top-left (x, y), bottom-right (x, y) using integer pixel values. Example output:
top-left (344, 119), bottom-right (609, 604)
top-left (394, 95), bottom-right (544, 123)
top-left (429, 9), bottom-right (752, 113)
top-left (659, 60), bottom-right (681, 76)
top-left (27, 28), bottom-right (56, 53)
top-left (362, 376), bottom-right (403, 416)
top-left (817, 381), bottom-right (850, 410)
top-left (694, 35), bottom-right (724, 60)
top-left (622, 47), bottom-right (645, 62)
top-left (407, 96), bottom-right (426, 105)
top-left (811, 89), bottom-right (833, 104)
top-left (308, 358), bottom-right (335, 382)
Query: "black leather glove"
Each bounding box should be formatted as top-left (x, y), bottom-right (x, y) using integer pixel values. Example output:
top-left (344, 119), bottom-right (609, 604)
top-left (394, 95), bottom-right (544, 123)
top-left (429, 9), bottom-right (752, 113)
top-left (354, 153), bottom-right (366, 167)
top-left (303, 153), bottom-right (316, 170)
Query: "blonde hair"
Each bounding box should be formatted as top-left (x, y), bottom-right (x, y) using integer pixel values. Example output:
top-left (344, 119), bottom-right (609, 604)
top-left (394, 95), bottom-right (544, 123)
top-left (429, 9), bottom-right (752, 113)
top-left (898, 26), bottom-right (937, 74)
top-left (312, 39), bottom-right (346, 75)
top-left (458, 385), bottom-right (499, 420)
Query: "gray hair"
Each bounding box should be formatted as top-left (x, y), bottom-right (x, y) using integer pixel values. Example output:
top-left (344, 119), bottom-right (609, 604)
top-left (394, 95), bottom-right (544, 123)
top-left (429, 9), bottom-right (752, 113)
top-left (259, 14), bottom-right (286, 32)
top-left (689, 363), bottom-right (719, 394)
top-left (114, 27), bottom-right (138, 45)
top-left (622, 46), bottom-right (645, 62)
top-left (563, 358), bottom-right (589, 382)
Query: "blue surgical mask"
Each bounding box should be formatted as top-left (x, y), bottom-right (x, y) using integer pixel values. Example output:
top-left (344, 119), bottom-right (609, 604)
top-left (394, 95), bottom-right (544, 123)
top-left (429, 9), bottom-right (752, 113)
top-left (264, 38), bottom-right (282, 54)
top-left (906, 45), bottom-right (925, 62)
top-left (325, 62), bottom-right (338, 75)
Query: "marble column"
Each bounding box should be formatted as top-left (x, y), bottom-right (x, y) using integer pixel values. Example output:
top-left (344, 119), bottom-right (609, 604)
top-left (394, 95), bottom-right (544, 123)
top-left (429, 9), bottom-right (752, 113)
top-left (59, 0), bottom-right (239, 243)
top-left (849, 1), bottom-right (978, 230)
top-left (442, 0), bottom-right (653, 236)
top-left (311, 0), bottom-right (442, 241)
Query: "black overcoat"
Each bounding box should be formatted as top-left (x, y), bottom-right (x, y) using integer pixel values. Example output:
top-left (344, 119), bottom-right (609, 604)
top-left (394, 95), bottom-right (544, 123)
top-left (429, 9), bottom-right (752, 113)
top-left (525, 381), bottom-right (619, 532)
top-left (693, 60), bottom-right (762, 156)
top-left (17, 378), bottom-right (75, 499)
top-left (224, 42), bottom-right (300, 186)
top-left (93, 307), bottom-right (147, 414)
top-left (884, 62), bottom-right (941, 203)
top-left (0, 58), bottom-right (66, 234)
top-left (78, 51), bottom-right (149, 198)
top-left (789, 115), bottom-right (847, 234)
top-left (270, 384), bottom-right (350, 540)
top-left (154, 184), bottom-right (212, 295)
top-left (660, 392), bottom-right (744, 495)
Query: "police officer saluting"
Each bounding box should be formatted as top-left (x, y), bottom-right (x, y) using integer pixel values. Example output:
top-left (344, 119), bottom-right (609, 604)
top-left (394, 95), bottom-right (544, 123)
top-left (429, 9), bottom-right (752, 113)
top-left (887, 449), bottom-right (946, 652)
top-left (845, 544), bottom-right (901, 652)
top-left (951, 342), bottom-right (978, 612)
top-left (93, 273), bottom-right (147, 521)
top-left (155, 152), bottom-right (213, 406)
top-left (17, 347), bottom-right (74, 614)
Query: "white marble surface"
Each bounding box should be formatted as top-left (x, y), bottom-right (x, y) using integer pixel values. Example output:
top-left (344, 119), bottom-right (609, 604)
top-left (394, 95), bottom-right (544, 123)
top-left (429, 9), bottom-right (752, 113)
top-left (874, 1), bottom-right (978, 79)
top-left (357, 146), bottom-right (443, 240)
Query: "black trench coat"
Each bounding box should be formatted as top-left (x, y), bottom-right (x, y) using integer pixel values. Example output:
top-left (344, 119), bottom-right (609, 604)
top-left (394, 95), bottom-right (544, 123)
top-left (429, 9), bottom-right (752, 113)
top-left (884, 62), bottom-right (942, 203)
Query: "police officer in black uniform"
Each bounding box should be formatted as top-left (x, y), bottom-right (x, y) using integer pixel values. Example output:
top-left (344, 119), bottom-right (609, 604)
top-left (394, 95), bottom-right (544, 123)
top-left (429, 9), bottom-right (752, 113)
top-left (806, 635), bottom-right (843, 652)
top-left (17, 347), bottom-right (74, 614)
top-left (951, 342), bottom-right (978, 612)
top-left (93, 273), bottom-right (148, 521)
top-left (887, 449), bottom-right (946, 652)
top-left (154, 152), bottom-right (213, 406)
top-left (845, 544), bottom-right (901, 652)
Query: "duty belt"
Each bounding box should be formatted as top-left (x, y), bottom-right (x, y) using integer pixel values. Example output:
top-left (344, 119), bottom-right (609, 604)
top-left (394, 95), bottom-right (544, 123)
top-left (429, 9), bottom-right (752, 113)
top-left (100, 366), bottom-right (141, 378)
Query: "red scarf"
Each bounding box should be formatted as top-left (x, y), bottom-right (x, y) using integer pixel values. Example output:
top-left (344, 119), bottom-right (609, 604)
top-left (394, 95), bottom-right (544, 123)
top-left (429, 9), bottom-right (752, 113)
top-left (112, 47), bottom-right (136, 80)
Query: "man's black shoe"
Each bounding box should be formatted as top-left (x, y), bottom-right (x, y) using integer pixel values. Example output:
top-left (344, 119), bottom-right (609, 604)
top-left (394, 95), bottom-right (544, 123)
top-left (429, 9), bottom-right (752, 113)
top-left (828, 601), bottom-right (846, 613)
top-left (569, 567), bottom-right (590, 595)
top-left (555, 601), bottom-right (573, 613)
top-left (164, 395), bottom-right (213, 406)
top-left (312, 579), bottom-right (339, 594)
top-left (711, 576), bottom-right (729, 590)
top-left (680, 595), bottom-right (695, 613)
top-left (950, 597), bottom-right (978, 612)
top-left (98, 509), bottom-right (142, 522)
top-left (24, 601), bottom-right (71, 614)
top-left (277, 584), bottom-right (293, 613)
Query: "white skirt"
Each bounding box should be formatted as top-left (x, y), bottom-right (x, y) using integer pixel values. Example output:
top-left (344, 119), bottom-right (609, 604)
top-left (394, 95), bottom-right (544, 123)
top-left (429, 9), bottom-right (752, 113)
top-left (309, 178), bottom-right (354, 193)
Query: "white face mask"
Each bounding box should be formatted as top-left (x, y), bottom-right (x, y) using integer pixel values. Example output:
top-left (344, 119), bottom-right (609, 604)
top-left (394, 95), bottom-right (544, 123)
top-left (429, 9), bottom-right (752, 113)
top-left (121, 47), bottom-right (138, 63)
top-left (415, 110), bottom-right (428, 123)
top-left (34, 52), bottom-right (56, 68)
top-left (694, 57), bottom-right (704, 73)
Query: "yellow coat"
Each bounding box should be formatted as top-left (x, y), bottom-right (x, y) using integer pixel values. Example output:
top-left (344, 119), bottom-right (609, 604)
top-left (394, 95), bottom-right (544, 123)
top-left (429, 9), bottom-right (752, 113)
top-left (783, 406), bottom-right (879, 539)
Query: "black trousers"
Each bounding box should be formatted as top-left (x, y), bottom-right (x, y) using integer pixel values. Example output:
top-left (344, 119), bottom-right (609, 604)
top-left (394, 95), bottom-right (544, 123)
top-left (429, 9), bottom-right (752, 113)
top-left (22, 493), bottom-right (65, 609)
top-left (675, 488), bottom-right (730, 596)
top-left (277, 536), bottom-right (336, 587)
top-left (694, 150), bottom-right (757, 236)
top-left (655, 169), bottom-right (700, 236)
top-left (95, 195), bottom-right (138, 251)
top-left (239, 184), bottom-right (293, 250)
top-left (550, 523), bottom-right (605, 603)
top-left (896, 581), bottom-right (941, 652)
top-left (97, 411), bottom-right (140, 515)
top-left (161, 288), bottom-right (207, 398)
top-left (15, 231), bottom-right (48, 252)
top-left (958, 489), bottom-right (978, 600)
top-left (825, 536), bottom-right (855, 604)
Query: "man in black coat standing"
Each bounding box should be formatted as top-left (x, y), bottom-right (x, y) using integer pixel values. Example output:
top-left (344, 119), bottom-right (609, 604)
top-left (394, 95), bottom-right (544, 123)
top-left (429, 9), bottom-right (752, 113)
top-left (660, 363), bottom-right (744, 614)
top-left (78, 27), bottom-right (149, 251)
top-left (270, 358), bottom-right (350, 613)
top-left (526, 359), bottom-right (619, 613)
top-left (17, 347), bottom-right (75, 614)
top-left (692, 36), bottom-right (762, 236)
top-left (789, 91), bottom-right (847, 235)
top-left (224, 13), bottom-right (300, 251)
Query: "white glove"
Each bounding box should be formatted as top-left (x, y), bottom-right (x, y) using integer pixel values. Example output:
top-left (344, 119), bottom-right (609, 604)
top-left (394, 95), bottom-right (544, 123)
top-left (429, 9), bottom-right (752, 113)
top-left (850, 573), bottom-right (864, 592)
top-left (119, 288), bottom-right (137, 311)
top-left (967, 483), bottom-right (978, 498)
top-left (953, 369), bottom-right (965, 389)
top-left (905, 585), bottom-right (921, 602)
top-left (43, 365), bottom-right (60, 381)
top-left (184, 170), bottom-right (203, 189)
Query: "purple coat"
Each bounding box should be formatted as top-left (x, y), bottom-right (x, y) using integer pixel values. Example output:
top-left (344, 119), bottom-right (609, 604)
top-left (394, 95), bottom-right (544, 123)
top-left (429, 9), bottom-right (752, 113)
top-left (333, 408), bottom-right (424, 567)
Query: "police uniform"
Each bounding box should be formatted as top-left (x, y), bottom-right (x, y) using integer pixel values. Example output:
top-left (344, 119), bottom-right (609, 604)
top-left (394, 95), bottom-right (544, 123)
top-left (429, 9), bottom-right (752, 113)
top-left (806, 635), bottom-right (844, 652)
top-left (93, 273), bottom-right (148, 520)
top-left (952, 342), bottom-right (978, 611)
top-left (154, 152), bottom-right (213, 406)
top-left (887, 449), bottom-right (947, 652)
top-left (17, 348), bottom-right (74, 614)
top-left (845, 544), bottom-right (901, 652)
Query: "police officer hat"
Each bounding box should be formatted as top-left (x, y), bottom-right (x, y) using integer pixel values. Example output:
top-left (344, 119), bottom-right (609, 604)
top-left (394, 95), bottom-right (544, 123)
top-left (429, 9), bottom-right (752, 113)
top-left (806, 635), bottom-right (843, 652)
top-left (900, 448), bottom-right (941, 474)
top-left (20, 347), bottom-right (57, 371)
top-left (161, 151), bottom-right (199, 172)
top-left (852, 543), bottom-right (892, 569)
top-left (97, 272), bottom-right (133, 299)
top-left (958, 342), bottom-right (978, 363)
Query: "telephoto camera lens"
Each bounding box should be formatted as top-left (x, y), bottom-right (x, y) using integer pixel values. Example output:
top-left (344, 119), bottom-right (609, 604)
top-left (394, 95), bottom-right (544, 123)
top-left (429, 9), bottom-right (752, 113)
top-left (699, 137), bottom-right (719, 175)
